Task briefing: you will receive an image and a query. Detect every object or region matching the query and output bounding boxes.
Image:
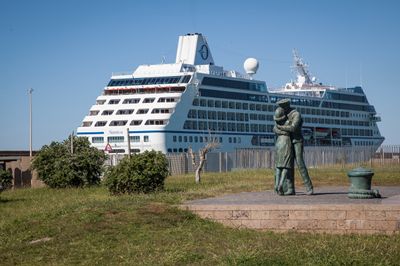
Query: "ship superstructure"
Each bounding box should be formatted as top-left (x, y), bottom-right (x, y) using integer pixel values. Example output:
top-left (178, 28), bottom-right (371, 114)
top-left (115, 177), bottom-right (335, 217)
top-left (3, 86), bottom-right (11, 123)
top-left (77, 33), bottom-right (384, 154)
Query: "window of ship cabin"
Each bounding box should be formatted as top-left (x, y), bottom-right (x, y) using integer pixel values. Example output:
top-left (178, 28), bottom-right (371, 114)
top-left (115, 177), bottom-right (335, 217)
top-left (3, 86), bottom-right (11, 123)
top-left (188, 109), bottom-right (197, 118)
top-left (199, 136), bottom-right (203, 143)
top-left (229, 102), bottom-right (235, 109)
top-left (102, 110), bottom-right (114, 115)
top-left (92, 137), bottom-right (104, 143)
top-left (236, 102), bottom-right (242, 109)
top-left (109, 99), bottom-right (120, 105)
top-left (82, 121), bottom-right (93, 127)
top-left (108, 136), bottom-right (124, 143)
top-left (198, 110), bottom-right (207, 119)
top-left (249, 104), bottom-right (255, 110)
top-left (173, 136), bottom-right (177, 142)
top-left (144, 136), bottom-right (149, 142)
top-left (129, 136), bottom-right (140, 142)
top-left (89, 110), bottom-right (99, 116)
top-left (215, 100), bottom-right (221, 108)
top-left (110, 120), bottom-right (127, 126)
top-left (198, 121), bottom-right (207, 130)
top-left (167, 148), bottom-right (172, 153)
top-left (207, 111), bottom-right (216, 120)
top-left (207, 100), bottom-right (214, 107)
top-left (256, 104), bottom-right (262, 111)
top-left (209, 122), bottom-right (217, 130)
top-left (242, 103), bottom-right (249, 110)
top-left (95, 121), bottom-right (107, 127)
top-left (194, 136), bottom-right (198, 142)
top-left (222, 101), bottom-right (228, 108)
top-left (145, 120), bottom-right (166, 125)
top-left (200, 99), bottom-right (207, 107)
top-left (96, 100), bottom-right (106, 105)
top-left (152, 108), bottom-right (171, 114)
top-left (116, 109), bottom-right (134, 115)
top-left (189, 136), bottom-right (193, 142)
top-left (143, 98), bottom-right (155, 103)
top-left (137, 109), bottom-right (149, 114)
top-left (123, 98), bottom-right (140, 104)
top-left (184, 136), bottom-right (187, 142)
top-left (130, 120), bottom-right (142, 126)
top-left (192, 99), bottom-right (199, 106)
top-left (227, 112), bottom-right (235, 121)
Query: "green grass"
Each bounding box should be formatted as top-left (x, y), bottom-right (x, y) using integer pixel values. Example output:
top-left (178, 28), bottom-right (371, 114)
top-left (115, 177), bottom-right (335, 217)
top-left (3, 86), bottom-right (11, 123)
top-left (1, 166), bottom-right (400, 265)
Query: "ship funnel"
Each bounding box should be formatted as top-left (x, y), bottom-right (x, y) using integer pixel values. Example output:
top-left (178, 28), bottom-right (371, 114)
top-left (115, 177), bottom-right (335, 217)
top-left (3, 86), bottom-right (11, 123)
top-left (175, 33), bottom-right (215, 65)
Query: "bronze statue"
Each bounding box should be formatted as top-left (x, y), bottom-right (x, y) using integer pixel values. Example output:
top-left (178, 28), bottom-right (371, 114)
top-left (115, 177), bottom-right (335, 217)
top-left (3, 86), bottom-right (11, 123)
top-left (274, 98), bottom-right (314, 195)
top-left (273, 107), bottom-right (295, 195)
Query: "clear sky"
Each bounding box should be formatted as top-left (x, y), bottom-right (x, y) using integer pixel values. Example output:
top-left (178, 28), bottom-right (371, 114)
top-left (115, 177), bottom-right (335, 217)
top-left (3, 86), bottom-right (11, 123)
top-left (0, 0), bottom-right (399, 150)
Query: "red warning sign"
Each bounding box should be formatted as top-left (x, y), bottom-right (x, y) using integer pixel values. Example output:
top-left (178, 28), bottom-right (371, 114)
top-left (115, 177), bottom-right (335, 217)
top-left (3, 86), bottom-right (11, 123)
top-left (104, 143), bottom-right (112, 152)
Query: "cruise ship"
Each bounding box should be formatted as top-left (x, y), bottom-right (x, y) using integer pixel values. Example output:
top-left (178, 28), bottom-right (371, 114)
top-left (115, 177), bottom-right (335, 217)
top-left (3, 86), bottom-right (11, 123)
top-left (77, 33), bottom-right (384, 154)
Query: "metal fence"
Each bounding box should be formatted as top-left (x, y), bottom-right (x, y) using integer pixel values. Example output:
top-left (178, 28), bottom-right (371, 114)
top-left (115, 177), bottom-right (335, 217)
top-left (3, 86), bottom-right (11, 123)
top-left (105, 145), bottom-right (400, 176)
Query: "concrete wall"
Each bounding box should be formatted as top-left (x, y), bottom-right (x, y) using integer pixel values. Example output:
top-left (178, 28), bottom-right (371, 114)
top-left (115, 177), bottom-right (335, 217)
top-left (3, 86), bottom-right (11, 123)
top-left (5, 157), bottom-right (44, 188)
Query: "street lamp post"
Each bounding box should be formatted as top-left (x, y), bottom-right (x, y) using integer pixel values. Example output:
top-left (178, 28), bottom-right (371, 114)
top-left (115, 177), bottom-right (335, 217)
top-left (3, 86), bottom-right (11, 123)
top-left (28, 88), bottom-right (33, 159)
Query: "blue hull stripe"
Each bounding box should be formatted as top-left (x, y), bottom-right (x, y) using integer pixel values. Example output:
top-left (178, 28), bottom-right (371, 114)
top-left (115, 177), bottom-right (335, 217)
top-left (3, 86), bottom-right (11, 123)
top-left (77, 131), bottom-right (104, 135)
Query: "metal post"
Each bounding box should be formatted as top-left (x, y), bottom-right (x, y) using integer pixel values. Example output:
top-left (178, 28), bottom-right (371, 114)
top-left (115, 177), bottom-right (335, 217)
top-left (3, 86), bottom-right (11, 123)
top-left (127, 128), bottom-right (131, 158)
top-left (28, 88), bottom-right (33, 159)
top-left (71, 131), bottom-right (74, 154)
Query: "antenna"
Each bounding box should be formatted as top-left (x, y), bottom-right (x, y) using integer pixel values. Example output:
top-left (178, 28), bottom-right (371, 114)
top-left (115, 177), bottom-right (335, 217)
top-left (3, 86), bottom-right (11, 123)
top-left (161, 56), bottom-right (166, 64)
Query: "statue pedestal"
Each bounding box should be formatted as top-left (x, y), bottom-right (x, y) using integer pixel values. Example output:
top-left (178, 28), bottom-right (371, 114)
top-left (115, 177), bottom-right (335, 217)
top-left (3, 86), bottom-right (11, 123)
top-left (347, 167), bottom-right (381, 199)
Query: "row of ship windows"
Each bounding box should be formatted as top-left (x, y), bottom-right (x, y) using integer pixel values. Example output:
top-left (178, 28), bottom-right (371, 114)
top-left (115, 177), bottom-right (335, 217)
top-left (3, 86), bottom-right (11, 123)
top-left (96, 97), bottom-right (179, 105)
top-left (183, 120), bottom-right (373, 137)
top-left (92, 136), bottom-right (149, 144)
top-left (107, 75), bottom-right (191, 87)
top-left (104, 87), bottom-right (186, 96)
top-left (183, 120), bottom-right (273, 133)
top-left (302, 117), bottom-right (371, 127)
top-left (188, 109), bottom-right (273, 121)
top-left (342, 128), bottom-right (373, 137)
top-left (193, 98), bottom-right (352, 118)
top-left (354, 141), bottom-right (375, 146)
top-left (187, 110), bottom-right (370, 127)
top-left (83, 119), bottom-right (168, 127)
top-left (89, 108), bottom-right (172, 116)
top-left (172, 135), bottom-right (241, 144)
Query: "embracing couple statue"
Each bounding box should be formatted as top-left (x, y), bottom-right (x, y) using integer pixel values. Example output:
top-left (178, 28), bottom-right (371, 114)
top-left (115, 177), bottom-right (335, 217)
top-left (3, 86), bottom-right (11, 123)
top-left (273, 98), bottom-right (314, 196)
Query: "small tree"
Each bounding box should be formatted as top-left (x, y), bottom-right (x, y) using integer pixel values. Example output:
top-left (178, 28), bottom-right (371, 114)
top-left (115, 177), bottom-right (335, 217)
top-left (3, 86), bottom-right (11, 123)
top-left (32, 136), bottom-right (106, 188)
top-left (0, 169), bottom-right (13, 193)
top-left (188, 137), bottom-right (220, 183)
top-left (104, 150), bottom-right (169, 194)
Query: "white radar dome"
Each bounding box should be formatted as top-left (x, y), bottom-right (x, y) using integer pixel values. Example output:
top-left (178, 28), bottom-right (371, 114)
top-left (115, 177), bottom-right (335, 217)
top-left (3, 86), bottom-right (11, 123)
top-left (244, 58), bottom-right (259, 75)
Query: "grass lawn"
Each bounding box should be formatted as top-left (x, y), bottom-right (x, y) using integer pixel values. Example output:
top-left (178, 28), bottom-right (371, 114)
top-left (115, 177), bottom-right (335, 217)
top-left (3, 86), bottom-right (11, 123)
top-left (1, 166), bottom-right (400, 265)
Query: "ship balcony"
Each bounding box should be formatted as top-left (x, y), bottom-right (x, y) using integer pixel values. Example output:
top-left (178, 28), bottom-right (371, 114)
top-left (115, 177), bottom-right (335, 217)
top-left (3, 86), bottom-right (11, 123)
top-left (369, 115), bottom-right (381, 122)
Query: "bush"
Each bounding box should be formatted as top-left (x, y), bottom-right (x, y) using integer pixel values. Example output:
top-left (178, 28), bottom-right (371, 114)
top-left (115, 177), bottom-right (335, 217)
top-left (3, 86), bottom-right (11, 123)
top-left (0, 169), bottom-right (13, 192)
top-left (32, 136), bottom-right (106, 188)
top-left (105, 150), bottom-right (169, 194)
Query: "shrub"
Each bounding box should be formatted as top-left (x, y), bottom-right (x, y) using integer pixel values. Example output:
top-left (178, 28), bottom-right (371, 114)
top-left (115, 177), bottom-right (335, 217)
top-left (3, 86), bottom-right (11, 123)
top-left (32, 136), bottom-right (106, 188)
top-left (105, 150), bottom-right (169, 194)
top-left (0, 169), bottom-right (13, 192)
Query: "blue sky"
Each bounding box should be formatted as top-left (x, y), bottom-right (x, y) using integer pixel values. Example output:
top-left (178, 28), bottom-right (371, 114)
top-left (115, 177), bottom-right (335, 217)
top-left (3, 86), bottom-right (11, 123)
top-left (0, 0), bottom-right (399, 150)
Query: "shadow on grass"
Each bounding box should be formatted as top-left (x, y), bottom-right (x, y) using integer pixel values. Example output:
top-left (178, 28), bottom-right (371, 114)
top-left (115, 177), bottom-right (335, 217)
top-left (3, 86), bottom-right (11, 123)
top-left (0, 197), bottom-right (26, 203)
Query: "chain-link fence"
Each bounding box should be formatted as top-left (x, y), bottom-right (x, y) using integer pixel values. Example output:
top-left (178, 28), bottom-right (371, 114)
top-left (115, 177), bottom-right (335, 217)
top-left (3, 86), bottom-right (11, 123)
top-left (104, 145), bottom-right (400, 176)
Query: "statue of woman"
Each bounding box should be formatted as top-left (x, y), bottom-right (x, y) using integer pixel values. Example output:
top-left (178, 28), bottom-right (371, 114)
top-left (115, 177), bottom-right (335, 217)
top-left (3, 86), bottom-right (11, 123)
top-left (273, 107), bottom-right (295, 195)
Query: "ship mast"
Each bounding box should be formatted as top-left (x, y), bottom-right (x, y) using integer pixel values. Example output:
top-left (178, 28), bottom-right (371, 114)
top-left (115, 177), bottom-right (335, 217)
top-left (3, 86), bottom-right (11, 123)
top-left (292, 49), bottom-right (313, 85)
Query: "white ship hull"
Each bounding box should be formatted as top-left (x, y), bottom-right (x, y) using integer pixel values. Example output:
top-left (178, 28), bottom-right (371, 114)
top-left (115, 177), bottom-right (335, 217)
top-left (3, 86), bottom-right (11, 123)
top-left (77, 33), bottom-right (384, 154)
